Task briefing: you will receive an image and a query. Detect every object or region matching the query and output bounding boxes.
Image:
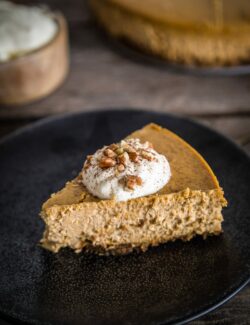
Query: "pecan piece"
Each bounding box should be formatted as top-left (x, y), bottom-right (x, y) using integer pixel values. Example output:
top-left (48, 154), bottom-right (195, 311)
top-left (128, 151), bottom-right (139, 163)
top-left (117, 152), bottom-right (129, 165)
top-left (141, 150), bottom-right (154, 161)
top-left (83, 162), bottom-right (90, 170)
top-left (99, 157), bottom-right (116, 168)
top-left (125, 175), bottom-right (142, 190)
top-left (108, 143), bottom-right (119, 151)
top-left (126, 179), bottom-right (135, 190)
top-left (104, 148), bottom-right (116, 158)
top-left (83, 155), bottom-right (93, 169)
top-left (123, 144), bottom-right (136, 154)
top-left (117, 164), bottom-right (125, 172)
top-left (115, 147), bottom-right (124, 155)
top-left (134, 175), bottom-right (143, 186)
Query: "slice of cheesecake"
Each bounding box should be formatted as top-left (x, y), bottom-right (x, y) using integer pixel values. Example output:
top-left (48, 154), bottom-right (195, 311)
top-left (40, 123), bottom-right (227, 255)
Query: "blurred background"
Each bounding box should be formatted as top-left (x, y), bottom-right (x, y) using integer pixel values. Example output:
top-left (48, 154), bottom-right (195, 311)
top-left (0, 1), bottom-right (249, 324)
top-left (0, 0), bottom-right (249, 156)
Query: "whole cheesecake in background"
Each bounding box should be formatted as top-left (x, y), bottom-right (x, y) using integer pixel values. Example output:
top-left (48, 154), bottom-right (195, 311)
top-left (89, 0), bottom-right (250, 66)
top-left (0, 1), bottom-right (69, 105)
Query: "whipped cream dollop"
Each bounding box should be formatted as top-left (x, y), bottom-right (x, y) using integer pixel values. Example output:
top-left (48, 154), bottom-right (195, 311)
top-left (0, 1), bottom-right (57, 62)
top-left (82, 138), bottom-right (171, 201)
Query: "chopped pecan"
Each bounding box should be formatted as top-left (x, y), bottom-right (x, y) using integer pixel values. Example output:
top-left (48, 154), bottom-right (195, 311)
top-left (128, 151), bottom-right (139, 163)
top-left (125, 175), bottom-right (142, 190)
top-left (141, 150), bottom-right (154, 161)
top-left (134, 175), bottom-right (143, 185)
top-left (99, 157), bottom-right (116, 168)
top-left (83, 162), bottom-right (90, 170)
top-left (123, 144), bottom-right (136, 154)
top-left (126, 179), bottom-right (135, 190)
top-left (104, 148), bottom-right (116, 158)
top-left (117, 164), bottom-right (125, 172)
top-left (108, 143), bottom-right (119, 151)
top-left (84, 155), bottom-right (93, 169)
top-left (117, 152), bottom-right (129, 165)
top-left (115, 147), bottom-right (124, 155)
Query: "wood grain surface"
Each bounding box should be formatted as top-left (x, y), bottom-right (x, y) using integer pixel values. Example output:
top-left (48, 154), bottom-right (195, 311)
top-left (0, 1), bottom-right (249, 324)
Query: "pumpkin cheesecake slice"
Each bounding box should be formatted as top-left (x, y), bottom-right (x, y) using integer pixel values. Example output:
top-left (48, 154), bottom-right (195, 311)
top-left (40, 123), bottom-right (227, 255)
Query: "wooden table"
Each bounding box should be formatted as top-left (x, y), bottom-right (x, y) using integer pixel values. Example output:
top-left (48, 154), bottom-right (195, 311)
top-left (0, 1), bottom-right (249, 324)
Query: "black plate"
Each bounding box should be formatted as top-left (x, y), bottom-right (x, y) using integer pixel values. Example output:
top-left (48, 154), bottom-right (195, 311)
top-left (0, 109), bottom-right (249, 325)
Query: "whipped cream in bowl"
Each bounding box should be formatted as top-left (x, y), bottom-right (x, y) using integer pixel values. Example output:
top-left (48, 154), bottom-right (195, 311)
top-left (82, 138), bottom-right (171, 201)
top-left (0, 1), bottom-right (58, 62)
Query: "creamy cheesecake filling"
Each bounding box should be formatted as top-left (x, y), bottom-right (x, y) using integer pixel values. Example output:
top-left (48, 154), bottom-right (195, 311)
top-left (0, 1), bottom-right (57, 62)
top-left (82, 138), bottom-right (171, 201)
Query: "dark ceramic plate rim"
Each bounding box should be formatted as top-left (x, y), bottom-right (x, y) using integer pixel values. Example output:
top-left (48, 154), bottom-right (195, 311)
top-left (0, 109), bottom-right (249, 325)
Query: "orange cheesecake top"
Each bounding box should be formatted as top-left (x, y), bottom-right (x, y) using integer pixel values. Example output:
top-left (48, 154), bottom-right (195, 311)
top-left (43, 123), bottom-right (220, 210)
top-left (128, 123), bottom-right (219, 194)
